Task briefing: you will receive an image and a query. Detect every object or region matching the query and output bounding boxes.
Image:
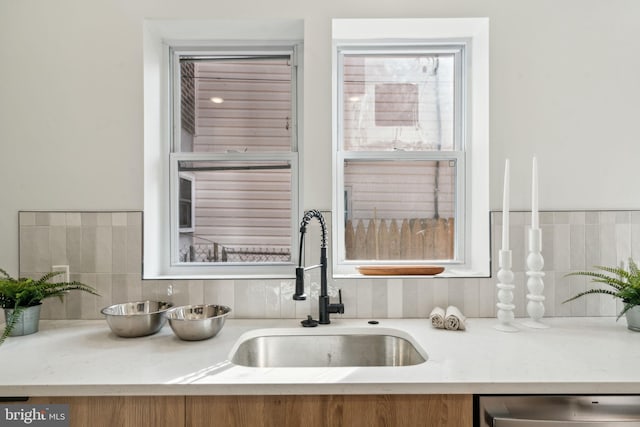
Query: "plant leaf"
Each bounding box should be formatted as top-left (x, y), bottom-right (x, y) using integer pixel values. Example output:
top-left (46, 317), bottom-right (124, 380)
top-left (562, 288), bottom-right (619, 304)
top-left (564, 259), bottom-right (640, 310)
top-left (0, 304), bottom-right (25, 345)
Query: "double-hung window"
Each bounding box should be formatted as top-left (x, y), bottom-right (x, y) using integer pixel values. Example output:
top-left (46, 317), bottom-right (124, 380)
top-left (332, 19), bottom-right (489, 276)
top-left (166, 45), bottom-right (301, 278)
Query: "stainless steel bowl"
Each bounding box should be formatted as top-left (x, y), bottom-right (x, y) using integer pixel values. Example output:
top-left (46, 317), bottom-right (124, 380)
top-left (164, 304), bottom-right (231, 341)
top-left (100, 301), bottom-right (174, 338)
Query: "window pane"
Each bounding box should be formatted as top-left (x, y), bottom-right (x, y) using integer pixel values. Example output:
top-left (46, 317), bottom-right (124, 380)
top-left (180, 57), bottom-right (293, 153)
top-left (343, 159), bottom-right (455, 261)
top-left (178, 175), bottom-right (194, 230)
top-left (177, 160), bottom-right (292, 263)
top-left (342, 53), bottom-right (455, 151)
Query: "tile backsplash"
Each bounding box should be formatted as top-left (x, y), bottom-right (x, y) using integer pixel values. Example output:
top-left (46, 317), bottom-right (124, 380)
top-left (19, 210), bottom-right (640, 320)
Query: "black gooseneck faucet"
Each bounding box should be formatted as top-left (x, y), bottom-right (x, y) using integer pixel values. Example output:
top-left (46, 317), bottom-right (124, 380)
top-left (293, 210), bottom-right (344, 325)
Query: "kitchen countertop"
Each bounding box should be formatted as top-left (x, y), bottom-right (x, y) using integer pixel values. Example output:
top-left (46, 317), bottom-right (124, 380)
top-left (1, 317), bottom-right (639, 397)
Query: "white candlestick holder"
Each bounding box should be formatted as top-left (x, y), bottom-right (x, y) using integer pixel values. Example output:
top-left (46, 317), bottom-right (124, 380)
top-left (495, 249), bottom-right (518, 332)
top-left (524, 227), bottom-right (549, 329)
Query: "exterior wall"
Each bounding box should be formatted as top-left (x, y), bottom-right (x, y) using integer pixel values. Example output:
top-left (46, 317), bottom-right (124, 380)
top-left (192, 60), bottom-right (292, 153)
top-left (187, 59), bottom-right (294, 256)
top-left (345, 161), bottom-right (455, 221)
top-left (342, 53), bottom-right (455, 151)
top-left (186, 58), bottom-right (456, 254)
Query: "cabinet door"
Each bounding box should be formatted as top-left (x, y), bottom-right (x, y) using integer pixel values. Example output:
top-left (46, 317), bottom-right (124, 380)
top-left (186, 394), bottom-right (472, 427)
top-left (28, 396), bottom-right (185, 427)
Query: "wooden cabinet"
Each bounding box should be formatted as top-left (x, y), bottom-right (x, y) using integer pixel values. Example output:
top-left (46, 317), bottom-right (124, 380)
top-left (27, 396), bottom-right (184, 427)
top-left (24, 394), bottom-right (472, 427)
top-left (186, 394), bottom-right (472, 427)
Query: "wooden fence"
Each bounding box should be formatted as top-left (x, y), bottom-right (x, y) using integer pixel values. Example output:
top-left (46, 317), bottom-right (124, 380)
top-left (345, 218), bottom-right (454, 260)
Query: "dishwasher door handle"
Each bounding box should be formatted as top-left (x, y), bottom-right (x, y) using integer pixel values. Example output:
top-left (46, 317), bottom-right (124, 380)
top-left (494, 417), bottom-right (640, 427)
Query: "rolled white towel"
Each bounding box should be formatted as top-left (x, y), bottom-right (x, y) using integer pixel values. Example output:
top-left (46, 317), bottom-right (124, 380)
top-left (429, 306), bottom-right (445, 329)
top-left (444, 305), bottom-right (466, 331)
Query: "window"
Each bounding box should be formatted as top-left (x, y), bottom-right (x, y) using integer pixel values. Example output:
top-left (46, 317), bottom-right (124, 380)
top-left (332, 19), bottom-right (489, 276)
top-left (170, 48), bottom-right (300, 275)
top-left (143, 20), bottom-right (304, 279)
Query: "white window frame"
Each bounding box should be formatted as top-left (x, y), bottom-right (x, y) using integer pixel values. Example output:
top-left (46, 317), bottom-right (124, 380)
top-left (143, 20), bottom-right (304, 279)
top-left (331, 18), bottom-right (489, 277)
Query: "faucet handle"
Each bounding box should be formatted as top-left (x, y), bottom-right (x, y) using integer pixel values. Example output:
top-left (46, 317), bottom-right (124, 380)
top-left (333, 289), bottom-right (345, 314)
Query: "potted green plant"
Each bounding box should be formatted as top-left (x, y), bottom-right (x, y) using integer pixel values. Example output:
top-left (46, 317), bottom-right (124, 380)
top-left (564, 258), bottom-right (640, 331)
top-left (0, 268), bottom-right (99, 344)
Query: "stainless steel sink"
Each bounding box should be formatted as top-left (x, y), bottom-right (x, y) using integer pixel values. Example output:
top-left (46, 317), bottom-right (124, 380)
top-left (230, 329), bottom-right (427, 367)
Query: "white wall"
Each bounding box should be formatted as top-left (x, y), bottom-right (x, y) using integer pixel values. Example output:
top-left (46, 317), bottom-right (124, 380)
top-left (1, 0), bottom-right (640, 275)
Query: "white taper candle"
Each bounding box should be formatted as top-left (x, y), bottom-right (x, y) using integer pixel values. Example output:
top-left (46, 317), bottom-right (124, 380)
top-left (532, 156), bottom-right (539, 229)
top-left (502, 159), bottom-right (510, 250)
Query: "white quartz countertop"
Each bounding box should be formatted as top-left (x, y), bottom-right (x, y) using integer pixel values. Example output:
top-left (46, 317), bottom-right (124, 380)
top-left (1, 317), bottom-right (640, 397)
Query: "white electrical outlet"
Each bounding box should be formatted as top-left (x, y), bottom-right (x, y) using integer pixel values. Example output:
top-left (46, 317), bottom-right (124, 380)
top-left (51, 265), bottom-right (70, 282)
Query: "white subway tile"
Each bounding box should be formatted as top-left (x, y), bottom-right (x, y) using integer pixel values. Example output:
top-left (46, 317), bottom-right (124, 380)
top-left (387, 279), bottom-right (403, 318)
top-left (356, 279), bottom-right (373, 319)
top-left (19, 209), bottom-right (640, 320)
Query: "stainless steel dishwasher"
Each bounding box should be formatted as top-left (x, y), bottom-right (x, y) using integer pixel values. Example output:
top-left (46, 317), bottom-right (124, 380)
top-left (477, 395), bottom-right (640, 426)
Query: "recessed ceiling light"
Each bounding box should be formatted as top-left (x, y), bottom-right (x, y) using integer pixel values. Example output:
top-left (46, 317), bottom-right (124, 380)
top-left (348, 96), bottom-right (360, 102)
top-left (210, 97), bottom-right (224, 104)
